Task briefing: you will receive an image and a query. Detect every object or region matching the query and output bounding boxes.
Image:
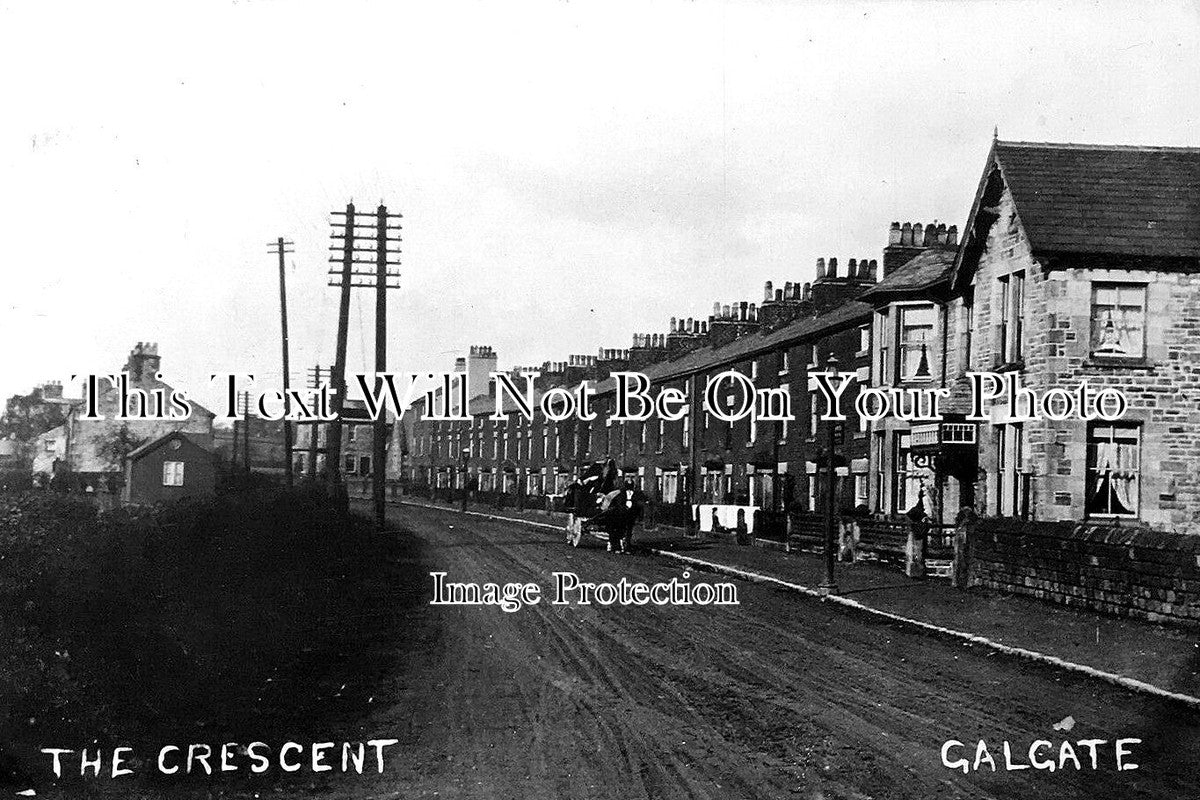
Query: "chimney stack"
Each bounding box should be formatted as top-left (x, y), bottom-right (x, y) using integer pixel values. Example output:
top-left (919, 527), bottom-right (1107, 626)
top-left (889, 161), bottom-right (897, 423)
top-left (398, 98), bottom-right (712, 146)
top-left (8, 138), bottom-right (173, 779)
top-left (883, 219), bottom-right (959, 277)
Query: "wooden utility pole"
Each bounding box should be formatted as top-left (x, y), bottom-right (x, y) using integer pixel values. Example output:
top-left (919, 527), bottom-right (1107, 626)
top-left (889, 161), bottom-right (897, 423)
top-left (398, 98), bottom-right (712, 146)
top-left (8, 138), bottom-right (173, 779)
top-left (326, 203), bottom-right (356, 509)
top-left (269, 237), bottom-right (296, 487)
top-left (328, 202), bottom-right (402, 528)
top-left (237, 391), bottom-right (252, 472)
top-left (371, 205), bottom-right (391, 529)
top-left (306, 364), bottom-right (331, 479)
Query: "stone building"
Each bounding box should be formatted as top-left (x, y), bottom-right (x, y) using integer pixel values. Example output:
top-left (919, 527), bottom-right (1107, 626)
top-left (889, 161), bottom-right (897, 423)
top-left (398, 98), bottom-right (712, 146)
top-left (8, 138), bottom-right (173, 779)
top-left (859, 221), bottom-right (963, 523)
top-left (406, 255), bottom-right (879, 520)
top-left (943, 140), bottom-right (1200, 532)
top-left (65, 342), bottom-right (216, 485)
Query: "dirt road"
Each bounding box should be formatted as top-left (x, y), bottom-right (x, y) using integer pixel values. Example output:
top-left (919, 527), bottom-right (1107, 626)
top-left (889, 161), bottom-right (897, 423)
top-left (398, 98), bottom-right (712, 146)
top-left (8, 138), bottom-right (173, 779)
top-left (55, 501), bottom-right (1200, 799)
top-left (322, 503), bottom-right (1199, 800)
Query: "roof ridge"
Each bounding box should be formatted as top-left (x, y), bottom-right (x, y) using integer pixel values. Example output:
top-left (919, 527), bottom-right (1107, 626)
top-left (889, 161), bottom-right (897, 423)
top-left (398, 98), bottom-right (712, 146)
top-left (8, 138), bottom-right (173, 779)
top-left (997, 139), bottom-right (1200, 154)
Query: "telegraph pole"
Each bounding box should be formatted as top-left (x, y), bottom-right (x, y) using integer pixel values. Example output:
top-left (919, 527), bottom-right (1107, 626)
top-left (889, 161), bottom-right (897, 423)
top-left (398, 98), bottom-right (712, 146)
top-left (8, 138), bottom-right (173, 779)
top-left (269, 237), bottom-right (296, 487)
top-left (306, 364), bottom-right (331, 479)
top-left (237, 391), bottom-right (253, 472)
top-left (326, 203), bottom-right (356, 511)
top-left (328, 202), bottom-right (401, 529)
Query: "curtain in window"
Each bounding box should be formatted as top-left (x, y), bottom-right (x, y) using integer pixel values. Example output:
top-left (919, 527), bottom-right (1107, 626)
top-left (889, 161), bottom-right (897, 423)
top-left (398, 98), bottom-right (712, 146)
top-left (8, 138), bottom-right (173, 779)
top-left (1088, 434), bottom-right (1138, 515)
top-left (1092, 286), bottom-right (1145, 357)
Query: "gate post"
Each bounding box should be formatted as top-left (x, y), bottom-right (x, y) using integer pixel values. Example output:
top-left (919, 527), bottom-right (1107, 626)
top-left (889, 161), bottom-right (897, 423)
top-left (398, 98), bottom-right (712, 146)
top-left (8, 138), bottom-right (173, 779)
top-left (905, 520), bottom-right (926, 579)
top-left (952, 508), bottom-right (976, 590)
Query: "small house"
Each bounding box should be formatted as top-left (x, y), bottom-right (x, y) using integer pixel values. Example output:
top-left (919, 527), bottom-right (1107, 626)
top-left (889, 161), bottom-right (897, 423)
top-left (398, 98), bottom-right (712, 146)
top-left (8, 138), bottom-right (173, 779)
top-left (123, 431), bottom-right (215, 505)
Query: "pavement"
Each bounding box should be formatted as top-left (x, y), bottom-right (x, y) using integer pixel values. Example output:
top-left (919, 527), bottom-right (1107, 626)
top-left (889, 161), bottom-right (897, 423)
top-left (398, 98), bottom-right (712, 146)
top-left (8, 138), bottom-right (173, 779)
top-left (396, 495), bottom-right (1200, 703)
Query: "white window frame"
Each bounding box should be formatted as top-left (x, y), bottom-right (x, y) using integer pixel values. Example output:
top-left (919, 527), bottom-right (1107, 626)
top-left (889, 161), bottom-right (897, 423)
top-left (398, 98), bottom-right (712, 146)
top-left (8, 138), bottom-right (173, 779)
top-left (162, 460), bottom-right (185, 487)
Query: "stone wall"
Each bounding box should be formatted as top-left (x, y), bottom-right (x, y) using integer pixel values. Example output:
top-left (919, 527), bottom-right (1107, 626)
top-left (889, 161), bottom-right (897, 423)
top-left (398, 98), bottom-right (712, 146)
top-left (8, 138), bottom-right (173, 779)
top-left (969, 517), bottom-right (1200, 626)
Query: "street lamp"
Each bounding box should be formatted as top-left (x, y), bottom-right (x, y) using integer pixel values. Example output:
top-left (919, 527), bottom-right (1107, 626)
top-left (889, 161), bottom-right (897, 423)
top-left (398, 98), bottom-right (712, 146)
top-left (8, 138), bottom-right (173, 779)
top-left (821, 353), bottom-right (840, 596)
top-left (459, 449), bottom-right (471, 511)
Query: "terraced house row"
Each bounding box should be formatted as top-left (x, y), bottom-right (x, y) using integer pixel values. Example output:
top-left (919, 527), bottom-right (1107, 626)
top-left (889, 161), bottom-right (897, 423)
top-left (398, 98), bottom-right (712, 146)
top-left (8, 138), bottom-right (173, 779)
top-left (404, 139), bottom-right (1200, 535)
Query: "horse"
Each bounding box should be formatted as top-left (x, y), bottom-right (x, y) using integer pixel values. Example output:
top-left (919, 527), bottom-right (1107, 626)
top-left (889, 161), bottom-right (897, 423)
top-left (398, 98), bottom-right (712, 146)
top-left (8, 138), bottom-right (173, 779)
top-left (564, 460), bottom-right (646, 552)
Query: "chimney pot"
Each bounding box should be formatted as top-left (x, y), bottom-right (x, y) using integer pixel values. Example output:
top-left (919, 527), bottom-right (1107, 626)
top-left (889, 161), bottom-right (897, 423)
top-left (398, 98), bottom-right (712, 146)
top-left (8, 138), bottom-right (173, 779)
top-left (815, 258), bottom-right (826, 280)
top-left (828, 257), bottom-right (837, 279)
top-left (764, 281), bottom-right (773, 302)
top-left (901, 222), bottom-right (913, 245)
top-left (947, 225), bottom-right (959, 246)
top-left (889, 221), bottom-right (902, 245)
top-left (913, 223), bottom-right (924, 247)
top-left (775, 288), bottom-right (783, 302)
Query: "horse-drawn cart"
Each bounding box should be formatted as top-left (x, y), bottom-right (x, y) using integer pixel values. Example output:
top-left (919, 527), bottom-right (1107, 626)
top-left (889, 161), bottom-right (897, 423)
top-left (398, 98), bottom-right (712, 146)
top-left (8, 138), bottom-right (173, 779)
top-left (564, 460), bottom-right (645, 552)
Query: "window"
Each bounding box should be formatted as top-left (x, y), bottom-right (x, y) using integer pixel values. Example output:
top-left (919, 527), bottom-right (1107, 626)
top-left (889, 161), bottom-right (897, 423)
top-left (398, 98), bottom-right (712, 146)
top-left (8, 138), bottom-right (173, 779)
top-left (779, 349), bottom-right (789, 374)
top-left (703, 470), bottom-right (722, 503)
top-left (808, 344), bottom-right (819, 367)
top-left (45, 439), bottom-right (56, 452)
top-left (749, 471), bottom-right (774, 510)
top-left (893, 432), bottom-right (923, 514)
top-left (656, 419), bottom-right (664, 453)
top-left (639, 422), bottom-right (647, 453)
top-left (359, 455), bottom-right (372, 476)
top-left (876, 309), bottom-right (890, 384)
top-left (995, 423), bottom-right (1026, 518)
top-left (854, 473), bottom-right (868, 509)
top-left (960, 289), bottom-right (975, 374)
top-left (344, 455), bottom-right (357, 475)
top-left (658, 470), bottom-right (679, 504)
top-left (1091, 284), bottom-right (1146, 359)
top-left (1086, 423), bottom-right (1140, 517)
top-left (682, 409), bottom-right (691, 450)
top-left (899, 305), bottom-right (935, 381)
top-left (872, 432), bottom-right (885, 513)
top-left (997, 271), bottom-right (1025, 364)
top-left (778, 383), bottom-right (789, 442)
top-left (751, 359), bottom-right (759, 382)
top-left (858, 324), bottom-right (870, 354)
top-left (162, 461), bottom-right (185, 486)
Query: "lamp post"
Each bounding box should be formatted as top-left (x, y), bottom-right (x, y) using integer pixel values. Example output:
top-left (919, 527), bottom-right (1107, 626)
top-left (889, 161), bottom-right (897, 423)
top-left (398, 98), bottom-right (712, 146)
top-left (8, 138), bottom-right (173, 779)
top-left (460, 449), bottom-right (471, 512)
top-left (821, 354), bottom-right (840, 596)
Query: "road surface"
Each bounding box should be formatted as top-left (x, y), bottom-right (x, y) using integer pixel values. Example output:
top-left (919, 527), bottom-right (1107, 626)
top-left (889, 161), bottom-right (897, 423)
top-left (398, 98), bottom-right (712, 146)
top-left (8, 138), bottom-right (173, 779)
top-left (314, 502), bottom-right (1200, 800)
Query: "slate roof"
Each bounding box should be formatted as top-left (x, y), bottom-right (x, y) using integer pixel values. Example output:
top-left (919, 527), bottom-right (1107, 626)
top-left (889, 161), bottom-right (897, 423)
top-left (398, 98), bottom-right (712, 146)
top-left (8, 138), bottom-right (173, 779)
top-left (993, 140), bottom-right (1200, 258)
top-left (125, 431), bottom-right (208, 460)
top-left (462, 300), bottom-right (873, 416)
top-left (859, 248), bottom-right (956, 298)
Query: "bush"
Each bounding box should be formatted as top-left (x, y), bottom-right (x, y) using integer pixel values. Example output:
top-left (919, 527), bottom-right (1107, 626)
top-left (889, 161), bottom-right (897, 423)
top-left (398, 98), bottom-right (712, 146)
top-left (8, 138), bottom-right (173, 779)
top-left (0, 487), bottom-right (390, 786)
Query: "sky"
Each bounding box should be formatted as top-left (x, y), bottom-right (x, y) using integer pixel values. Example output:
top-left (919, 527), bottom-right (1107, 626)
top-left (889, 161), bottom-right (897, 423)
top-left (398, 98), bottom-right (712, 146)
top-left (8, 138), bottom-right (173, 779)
top-left (2, 0), bottom-right (1198, 416)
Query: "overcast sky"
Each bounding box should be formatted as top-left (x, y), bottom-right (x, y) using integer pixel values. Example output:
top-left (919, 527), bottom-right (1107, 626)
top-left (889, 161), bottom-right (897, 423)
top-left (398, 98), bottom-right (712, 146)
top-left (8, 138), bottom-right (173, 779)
top-left (2, 0), bottom-right (1198, 415)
